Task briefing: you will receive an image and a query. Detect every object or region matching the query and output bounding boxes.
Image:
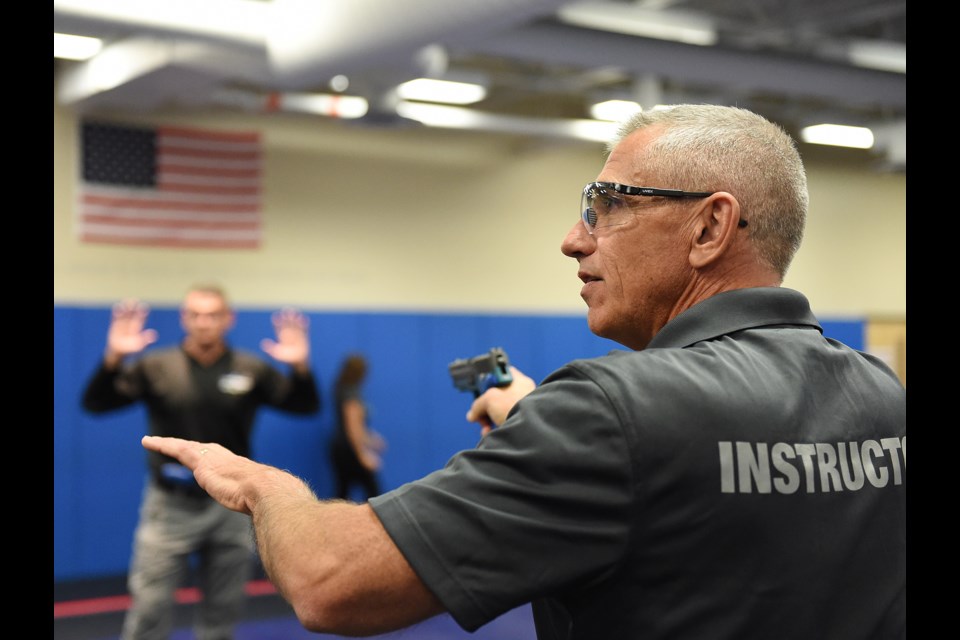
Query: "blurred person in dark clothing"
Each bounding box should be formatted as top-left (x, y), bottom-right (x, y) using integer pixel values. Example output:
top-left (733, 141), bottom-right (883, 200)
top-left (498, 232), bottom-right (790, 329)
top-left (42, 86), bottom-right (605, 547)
top-left (329, 353), bottom-right (387, 500)
top-left (82, 284), bottom-right (321, 640)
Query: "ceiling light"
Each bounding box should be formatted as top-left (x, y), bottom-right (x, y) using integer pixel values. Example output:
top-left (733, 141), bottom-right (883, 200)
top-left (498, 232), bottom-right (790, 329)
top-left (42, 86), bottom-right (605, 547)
top-left (800, 124), bottom-right (874, 149)
top-left (54, 33), bottom-right (103, 60)
top-left (280, 92), bottom-right (368, 119)
top-left (590, 99), bottom-right (643, 122)
top-left (396, 102), bottom-right (620, 143)
top-left (847, 40), bottom-right (906, 74)
top-left (396, 78), bottom-right (487, 105)
top-left (558, 3), bottom-right (717, 46)
top-left (396, 102), bottom-right (481, 128)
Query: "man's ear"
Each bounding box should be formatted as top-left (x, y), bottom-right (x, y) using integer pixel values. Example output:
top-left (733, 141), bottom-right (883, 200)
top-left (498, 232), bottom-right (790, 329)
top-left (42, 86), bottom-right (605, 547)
top-left (689, 192), bottom-right (742, 269)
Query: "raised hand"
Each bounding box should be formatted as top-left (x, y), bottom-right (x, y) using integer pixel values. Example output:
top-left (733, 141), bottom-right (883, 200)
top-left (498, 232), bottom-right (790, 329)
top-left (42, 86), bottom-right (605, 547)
top-left (105, 299), bottom-right (159, 368)
top-left (260, 307), bottom-right (311, 371)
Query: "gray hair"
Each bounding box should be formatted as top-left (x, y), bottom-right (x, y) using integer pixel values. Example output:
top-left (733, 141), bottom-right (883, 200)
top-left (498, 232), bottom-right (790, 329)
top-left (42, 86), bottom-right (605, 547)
top-left (611, 104), bottom-right (808, 278)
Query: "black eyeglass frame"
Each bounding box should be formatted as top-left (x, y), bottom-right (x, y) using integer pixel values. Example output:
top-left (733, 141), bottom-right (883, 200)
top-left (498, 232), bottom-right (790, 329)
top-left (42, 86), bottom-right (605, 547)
top-left (580, 181), bottom-right (747, 234)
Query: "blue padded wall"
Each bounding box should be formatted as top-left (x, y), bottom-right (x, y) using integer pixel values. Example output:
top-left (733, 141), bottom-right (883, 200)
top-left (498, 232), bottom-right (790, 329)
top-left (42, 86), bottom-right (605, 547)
top-left (53, 304), bottom-right (863, 581)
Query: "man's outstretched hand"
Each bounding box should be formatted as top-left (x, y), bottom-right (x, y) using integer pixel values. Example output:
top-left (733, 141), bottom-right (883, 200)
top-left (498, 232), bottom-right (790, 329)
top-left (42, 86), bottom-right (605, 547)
top-left (141, 436), bottom-right (313, 515)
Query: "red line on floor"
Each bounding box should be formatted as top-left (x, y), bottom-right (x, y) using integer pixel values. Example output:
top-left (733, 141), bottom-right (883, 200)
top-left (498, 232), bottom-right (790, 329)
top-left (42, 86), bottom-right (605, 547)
top-left (53, 579), bottom-right (278, 619)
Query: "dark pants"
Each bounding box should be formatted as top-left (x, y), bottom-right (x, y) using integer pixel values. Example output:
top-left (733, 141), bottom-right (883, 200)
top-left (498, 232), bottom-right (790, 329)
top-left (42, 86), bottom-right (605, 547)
top-left (330, 442), bottom-right (380, 501)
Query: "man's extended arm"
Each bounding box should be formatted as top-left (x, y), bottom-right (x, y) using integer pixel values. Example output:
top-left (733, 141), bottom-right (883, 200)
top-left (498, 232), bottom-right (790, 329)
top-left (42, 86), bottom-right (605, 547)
top-left (140, 436), bottom-right (443, 635)
top-left (82, 299), bottom-right (159, 413)
top-left (259, 307), bottom-right (322, 414)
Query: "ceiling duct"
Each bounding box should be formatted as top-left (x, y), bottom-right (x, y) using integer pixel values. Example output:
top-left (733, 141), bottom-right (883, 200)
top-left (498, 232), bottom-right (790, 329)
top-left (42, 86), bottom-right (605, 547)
top-left (264, 0), bottom-right (576, 88)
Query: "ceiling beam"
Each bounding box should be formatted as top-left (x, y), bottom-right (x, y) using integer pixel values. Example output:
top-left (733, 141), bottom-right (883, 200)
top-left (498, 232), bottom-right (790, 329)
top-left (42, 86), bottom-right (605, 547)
top-left (462, 20), bottom-right (906, 111)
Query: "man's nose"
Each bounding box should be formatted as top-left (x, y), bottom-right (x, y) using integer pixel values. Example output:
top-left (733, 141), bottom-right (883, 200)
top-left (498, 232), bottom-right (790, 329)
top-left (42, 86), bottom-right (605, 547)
top-left (561, 219), bottom-right (594, 258)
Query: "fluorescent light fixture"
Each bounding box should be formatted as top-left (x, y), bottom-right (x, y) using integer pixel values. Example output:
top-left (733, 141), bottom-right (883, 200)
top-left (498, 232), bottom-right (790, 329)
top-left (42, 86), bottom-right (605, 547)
top-left (280, 92), bottom-right (369, 119)
top-left (54, 33), bottom-right (103, 60)
top-left (396, 78), bottom-right (487, 105)
top-left (559, 3), bottom-right (717, 46)
top-left (396, 102), bottom-right (481, 128)
top-left (847, 40), bottom-right (906, 74)
top-left (568, 119), bottom-right (621, 143)
top-left (396, 102), bottom-right (620, 143)
top-left (800, 124), bottom-right (874, 149)
top-left (590, 99), bottom-right (643, 122)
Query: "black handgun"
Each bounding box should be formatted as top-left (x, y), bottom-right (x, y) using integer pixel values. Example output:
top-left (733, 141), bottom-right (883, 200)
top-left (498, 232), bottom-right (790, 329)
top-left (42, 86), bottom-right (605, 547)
top-left (448, 347), bottom-right (514, 398)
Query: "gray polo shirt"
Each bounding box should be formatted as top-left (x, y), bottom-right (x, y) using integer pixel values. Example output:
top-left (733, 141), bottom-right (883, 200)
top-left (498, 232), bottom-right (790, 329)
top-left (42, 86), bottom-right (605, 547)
top-left (370, 287), bottom-right (906, 640)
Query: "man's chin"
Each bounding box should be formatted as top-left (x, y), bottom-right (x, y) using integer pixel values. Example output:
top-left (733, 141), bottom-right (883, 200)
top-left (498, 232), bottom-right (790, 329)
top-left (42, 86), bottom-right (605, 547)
top-left (586, 312), bottom-right (608, 339)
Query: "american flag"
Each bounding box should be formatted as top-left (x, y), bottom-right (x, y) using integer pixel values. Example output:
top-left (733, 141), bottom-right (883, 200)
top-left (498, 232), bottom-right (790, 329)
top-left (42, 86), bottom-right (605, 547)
top-left (77, 121), bottom-right (262, 249)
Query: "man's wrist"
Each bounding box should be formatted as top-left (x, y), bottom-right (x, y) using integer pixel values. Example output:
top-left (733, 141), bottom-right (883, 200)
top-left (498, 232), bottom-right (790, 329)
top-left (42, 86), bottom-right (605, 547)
top-left (292, 361), bottom-right (311, 377)
top-left (103, 350), bottom-right (124, 371)
top-left (251, 467), bottom-right (317, 515)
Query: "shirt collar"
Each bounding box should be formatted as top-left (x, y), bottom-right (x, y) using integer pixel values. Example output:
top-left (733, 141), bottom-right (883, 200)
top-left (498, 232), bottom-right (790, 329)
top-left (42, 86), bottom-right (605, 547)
top-left (647, 287), bottom-right (822, 350)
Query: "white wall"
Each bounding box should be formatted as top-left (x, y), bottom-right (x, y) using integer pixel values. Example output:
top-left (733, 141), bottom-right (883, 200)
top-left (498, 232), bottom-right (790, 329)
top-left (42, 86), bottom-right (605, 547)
top-left (54, 97), bottom-right (906, 319)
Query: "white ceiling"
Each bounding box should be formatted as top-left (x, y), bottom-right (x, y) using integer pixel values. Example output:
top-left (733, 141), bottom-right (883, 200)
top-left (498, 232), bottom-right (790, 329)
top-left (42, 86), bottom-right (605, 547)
top-left (53, 0), bottom-right (906, 170)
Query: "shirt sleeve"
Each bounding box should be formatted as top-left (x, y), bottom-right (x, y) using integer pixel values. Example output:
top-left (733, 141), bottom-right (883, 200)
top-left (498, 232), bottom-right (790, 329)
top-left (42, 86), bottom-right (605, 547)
top-left (256, 363), bottom-right (322, 415)
top-left (80, 361), bottom-right (145, 413)
top-left (369, 363), bottom-right (635, 632)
